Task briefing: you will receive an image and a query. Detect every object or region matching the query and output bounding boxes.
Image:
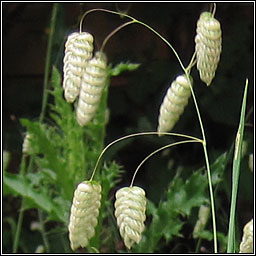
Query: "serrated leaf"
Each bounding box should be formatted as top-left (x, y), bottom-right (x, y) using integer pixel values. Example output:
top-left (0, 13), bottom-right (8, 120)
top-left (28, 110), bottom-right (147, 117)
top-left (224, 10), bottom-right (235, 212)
top-left (146, 199), bottom-right (158, 217)
top-left (166, 170), bottom-right (208, 216)
top-left (20, 118), bottom-right (73, 199)
top-left (134, 169), bottom-right (209, 253)
top-left (3, 171), bottom-right (53, 213)
top-left (211, 152), bottom-right (228, 185)
top-left (4, 171), bottom-right (69, 222)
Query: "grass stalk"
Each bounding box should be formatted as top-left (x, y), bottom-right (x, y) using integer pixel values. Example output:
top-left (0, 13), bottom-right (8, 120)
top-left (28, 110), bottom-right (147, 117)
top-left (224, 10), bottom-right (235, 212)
top-left (39, 3), bottom-right (59, 123)
top-left (187, 74), bottom-right (218, 253)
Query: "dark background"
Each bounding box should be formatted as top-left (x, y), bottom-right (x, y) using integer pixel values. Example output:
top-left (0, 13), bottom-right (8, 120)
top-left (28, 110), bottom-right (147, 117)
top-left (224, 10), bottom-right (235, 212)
top-left (2, 2), bottom-right (254, 253)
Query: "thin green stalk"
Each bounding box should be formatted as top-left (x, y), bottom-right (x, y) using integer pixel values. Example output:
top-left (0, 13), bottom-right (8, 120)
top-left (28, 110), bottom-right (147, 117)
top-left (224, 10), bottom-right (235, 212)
top-left (186, 72), bottom-right (218, 253)
top-left (195, 237), bottom-right (202, 253)
top-left (227, 79), bottom-right (248, 253)
top-left (13, 4), bottom-right (59, 253)
top-left (203, 142), bottom-right (218, 252)
top-left (130, 139), bottom-right (200, 186)
top-left (100, 20), bottom-right (136, 52)
top-left (12, 200), bottom-right (25, 253)
top-left (37, 4), bottom-right (59, 250)
top-left (39, 3), bottom-right (59, 123)
top-left (79, 8), bottom-right (185, 71)
top-left (90, 131), bottom-right (202, 181)
top-left (38, 209), bottom-right (50, 252)
top-left (12, 153), bottom-right (26, 253)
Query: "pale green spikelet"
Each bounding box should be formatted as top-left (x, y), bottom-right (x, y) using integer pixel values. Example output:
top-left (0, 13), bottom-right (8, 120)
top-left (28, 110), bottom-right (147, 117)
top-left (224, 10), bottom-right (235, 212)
top-left (63, 32), bottom-right (94, 102)
top-left (76, 51), bottom-right (107, 126)
top-left (68, 181), bottom-right (101, 251)
top-left (239, 219), bottom-right (253, 253)
top-left (22, 132), bottom-right (33, 155)
top-left (248, 154), bottom-right (253, 172)
top-left (195, 12), bottom-right (222, 86)
top-left (114, 186), bottom-right (147, 249)
top-left (157, 74), bottom-right (193, 133)
top-left (193, 205), bottom-right (210, 239)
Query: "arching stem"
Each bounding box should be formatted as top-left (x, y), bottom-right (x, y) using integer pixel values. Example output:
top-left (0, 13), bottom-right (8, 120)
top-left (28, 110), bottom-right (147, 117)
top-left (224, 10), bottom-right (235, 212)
top-left (79, 8), bottom-right (185, 72)
top-left (211, 3), bottom-right (217, 17)
top-left (100, 20), bottom-right (136, 52)
top-left (130, 139), bottom-right (200, 187)
top-left (89, 131), bottom-right (202, 181)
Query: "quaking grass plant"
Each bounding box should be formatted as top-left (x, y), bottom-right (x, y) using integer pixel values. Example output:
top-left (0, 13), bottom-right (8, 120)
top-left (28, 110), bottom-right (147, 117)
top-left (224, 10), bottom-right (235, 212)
top-left (3, 3), bottom-right (252, 253)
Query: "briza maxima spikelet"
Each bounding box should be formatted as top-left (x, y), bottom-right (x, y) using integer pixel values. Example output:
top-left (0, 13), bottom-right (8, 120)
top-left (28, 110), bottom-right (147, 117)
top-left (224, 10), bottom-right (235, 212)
top-left (239, 219), bottom-right (253, 253)
top-left (63, 32), bottom-right (94, 102)
top-left (114, 186), bottom-right (147, 249)
top-left (195, 12), bottom-right (222, 86)
top-left (193, 205), bottom-right (210, 239)
top-left (68, 181), bottom-right (101, 251)
top-left (157, 74), bottom-right (193, 133)
top-left (76, 51), bottom-right (107, 126)
top-left (22, 132), bottom-right (32, 155)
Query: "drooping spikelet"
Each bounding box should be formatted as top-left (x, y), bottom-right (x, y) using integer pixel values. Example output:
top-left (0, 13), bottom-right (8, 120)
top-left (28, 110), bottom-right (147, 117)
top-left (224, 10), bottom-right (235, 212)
top-left (157, 74), bottom-right (193, 133)
top-left (239, 219), bottom-right (253, 253)
top-left (193, 205), bottom-right (210, 239)
top-left (63, 32), bottom-right (94, 102)
top-left (195, 12), bottom-right (222, 86)
top-left (22, 132), bottom-right (32, 155)
top-left (68, 181), bottom-right (101, 251)
top-left (114, 186), bottom-right (147, 249)
top-left (76, 51), bottom-right (107, 126)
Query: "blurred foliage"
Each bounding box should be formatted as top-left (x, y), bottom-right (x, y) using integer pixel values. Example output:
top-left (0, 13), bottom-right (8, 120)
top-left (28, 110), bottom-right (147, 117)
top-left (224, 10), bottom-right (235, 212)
top-left (3, 2), bottom-right (253, 253)
top-left (3, 63), bottom-right (138, 252)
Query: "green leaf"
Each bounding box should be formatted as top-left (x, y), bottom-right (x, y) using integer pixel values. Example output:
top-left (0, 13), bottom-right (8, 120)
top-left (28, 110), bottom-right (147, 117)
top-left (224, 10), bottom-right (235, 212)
top-left (211, 152), bottom-right (228, 185)
top-left (3, 172), bottom-right (53, 213)
top-left (165, 170), bottom-right (208, 216)
top-left (109, 62), bottom-right (140, 77)
top-left (134, 169), bottom-right (209, 253)
top-left (4, 170), bottom-right (69, 223)
top-left (194, 230), bottom-right (213, 240)
top-left (50, 196), bottom-right (71, 223)
top-left (20, 118), bottom-right (72, 199)
top-left (227, 79), bottom-right (248, 253)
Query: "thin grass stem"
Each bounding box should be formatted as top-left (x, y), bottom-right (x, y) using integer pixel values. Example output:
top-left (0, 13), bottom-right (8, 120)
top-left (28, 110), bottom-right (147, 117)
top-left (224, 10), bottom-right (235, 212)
top-left (90, 132), bottom-right (202, 181)
top-left (130, 139), bottom-right (201, 187)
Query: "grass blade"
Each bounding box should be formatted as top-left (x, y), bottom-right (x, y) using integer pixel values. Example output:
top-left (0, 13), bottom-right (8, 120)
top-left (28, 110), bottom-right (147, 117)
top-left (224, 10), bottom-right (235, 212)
top-left (227, 79), bottom-right (249, 253)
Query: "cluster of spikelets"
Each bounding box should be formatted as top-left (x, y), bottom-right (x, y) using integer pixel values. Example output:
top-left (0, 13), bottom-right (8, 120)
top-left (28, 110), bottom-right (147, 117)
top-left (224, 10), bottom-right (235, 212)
top-left (239, 219), bottom-right (253, 253)
top-left (66, 8), bottom-right (223, 252)
top-left (68, 181), bottom-right (102, 251)
top-left (157, 11), bottom-right (222, 133)
top-left (63, 32), bottom-right (108, 126)
top-left (68, 183), bottom-right (146, 251)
